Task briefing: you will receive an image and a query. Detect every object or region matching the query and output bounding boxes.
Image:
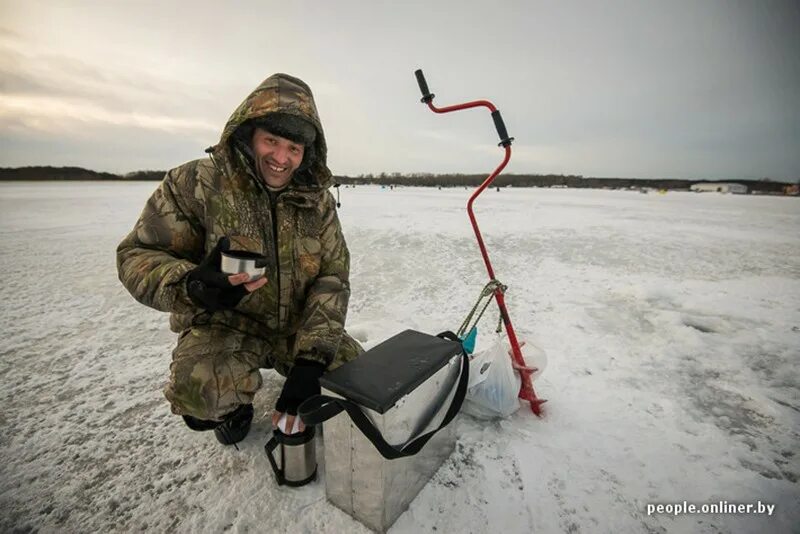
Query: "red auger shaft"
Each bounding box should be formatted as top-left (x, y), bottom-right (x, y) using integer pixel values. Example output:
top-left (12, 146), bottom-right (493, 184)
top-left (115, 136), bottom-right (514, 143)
top-left (416, 70), bottom-right (546, 416)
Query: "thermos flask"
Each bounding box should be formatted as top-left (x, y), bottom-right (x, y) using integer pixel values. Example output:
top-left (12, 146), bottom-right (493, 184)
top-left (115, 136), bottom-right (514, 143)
top-left (264, 426), bottom-right (317, 487)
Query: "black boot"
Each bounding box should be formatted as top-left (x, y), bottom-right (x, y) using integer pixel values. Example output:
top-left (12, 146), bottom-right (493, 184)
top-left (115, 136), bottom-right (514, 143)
top-left (182, 404), bottom-right (254, 447)
top-left (213, 404), bottom-right (254, 446)
top-left (183, 414), bottom-right (220, 431)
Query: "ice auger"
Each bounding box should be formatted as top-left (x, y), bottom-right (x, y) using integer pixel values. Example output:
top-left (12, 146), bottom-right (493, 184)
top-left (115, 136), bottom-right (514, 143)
top-left (414, 69), bottom-right (546, 416)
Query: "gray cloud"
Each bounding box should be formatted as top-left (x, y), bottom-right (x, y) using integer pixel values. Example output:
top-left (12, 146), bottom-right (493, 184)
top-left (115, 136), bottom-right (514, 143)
top-left (1, 0), bottom-right (798, 179)
top-left (0, 25), bottom-right (240, 147)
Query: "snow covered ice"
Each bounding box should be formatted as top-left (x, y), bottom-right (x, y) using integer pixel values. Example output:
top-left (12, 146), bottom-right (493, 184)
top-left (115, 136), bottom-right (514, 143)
top-left (1, 182), bottom-right (798, 533)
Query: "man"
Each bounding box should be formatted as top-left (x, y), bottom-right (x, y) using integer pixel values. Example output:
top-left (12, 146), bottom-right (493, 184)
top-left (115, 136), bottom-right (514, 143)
top-left (117, 73), bottom-right (363, 446)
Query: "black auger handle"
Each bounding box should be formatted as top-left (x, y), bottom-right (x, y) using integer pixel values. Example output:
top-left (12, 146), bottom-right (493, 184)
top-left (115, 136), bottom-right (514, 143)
top-left (492, 110), bottom-right (514, 147)
top-left (415, 69), bottom-right (434, 103)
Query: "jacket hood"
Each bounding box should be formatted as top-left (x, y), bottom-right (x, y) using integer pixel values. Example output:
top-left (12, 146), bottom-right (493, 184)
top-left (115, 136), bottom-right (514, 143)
top-left (209, 73), bottom-right (333, 191)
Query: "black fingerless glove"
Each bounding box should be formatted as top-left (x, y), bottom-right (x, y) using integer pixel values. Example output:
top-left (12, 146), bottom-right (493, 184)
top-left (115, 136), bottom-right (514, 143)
top-left (186, 236), bottom-right (248, 312)
top-left (275, 358), bottom-right (326, 415)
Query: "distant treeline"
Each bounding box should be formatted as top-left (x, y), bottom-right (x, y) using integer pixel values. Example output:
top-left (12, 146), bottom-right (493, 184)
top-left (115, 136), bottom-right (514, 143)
top-left (335, 173), bottom-right (796, 193)
top-left (0, 166), bottom-right (163, 181)
top-left (1, 166), bottom-right (795, 193)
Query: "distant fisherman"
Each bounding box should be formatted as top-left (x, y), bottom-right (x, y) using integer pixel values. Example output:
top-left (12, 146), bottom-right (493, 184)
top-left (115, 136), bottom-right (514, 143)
top-left (117, 74), bottom-right (363, 446)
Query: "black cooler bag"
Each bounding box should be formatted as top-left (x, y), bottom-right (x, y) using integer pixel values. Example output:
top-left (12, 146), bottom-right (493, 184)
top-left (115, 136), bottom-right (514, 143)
top-left (299, 329), bottom-right (469, 532)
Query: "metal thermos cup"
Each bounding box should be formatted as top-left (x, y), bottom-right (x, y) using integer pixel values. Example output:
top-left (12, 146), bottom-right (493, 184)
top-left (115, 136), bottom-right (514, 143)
top-left (220, 250), bottom-right (267, 281)
top-left (264, 426), bottom-right (317, 487)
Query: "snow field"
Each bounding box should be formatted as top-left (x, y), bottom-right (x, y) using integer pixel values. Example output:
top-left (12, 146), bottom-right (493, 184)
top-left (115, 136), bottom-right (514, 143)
top-left (0, 182), bottom-right (798, 533)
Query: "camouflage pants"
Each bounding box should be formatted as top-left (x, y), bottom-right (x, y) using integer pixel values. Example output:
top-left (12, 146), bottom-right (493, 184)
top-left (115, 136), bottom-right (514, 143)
top-left (164, 325), bottom-right (363, 421)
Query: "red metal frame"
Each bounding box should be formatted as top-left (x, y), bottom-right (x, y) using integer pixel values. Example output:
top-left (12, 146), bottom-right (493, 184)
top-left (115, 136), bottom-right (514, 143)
top-left (424, 99), bottom-right (547, 416)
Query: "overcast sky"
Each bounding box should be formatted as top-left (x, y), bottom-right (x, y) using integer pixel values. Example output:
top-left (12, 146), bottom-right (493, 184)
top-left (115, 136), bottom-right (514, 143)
top-left (1, 0), bottom-right (798, 180)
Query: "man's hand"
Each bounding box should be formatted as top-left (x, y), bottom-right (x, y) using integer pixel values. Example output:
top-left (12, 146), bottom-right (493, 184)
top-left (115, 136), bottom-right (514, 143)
top-left (272, 358), bottom-right (326, 434)
top-left (187, 237), bottom-right (267, 312)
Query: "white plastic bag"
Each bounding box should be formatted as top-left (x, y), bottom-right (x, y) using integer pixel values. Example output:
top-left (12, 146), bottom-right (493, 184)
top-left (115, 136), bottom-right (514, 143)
top-left (522, 342), bottom-right (548, 381)
top-left (462, 335), bottom-right (521, 419)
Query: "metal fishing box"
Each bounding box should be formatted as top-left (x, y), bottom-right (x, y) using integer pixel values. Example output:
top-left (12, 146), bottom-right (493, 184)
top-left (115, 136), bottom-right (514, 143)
top-left (300, 329), bottom-right (468, 533)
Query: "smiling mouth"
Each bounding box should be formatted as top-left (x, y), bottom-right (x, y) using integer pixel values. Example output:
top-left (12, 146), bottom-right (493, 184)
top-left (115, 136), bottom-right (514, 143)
top-left (268, 163), bottom-right (288, 173)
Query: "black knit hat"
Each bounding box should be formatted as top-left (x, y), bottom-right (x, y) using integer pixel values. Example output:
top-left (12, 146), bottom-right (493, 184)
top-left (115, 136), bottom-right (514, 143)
top-left (251, 112), bottom-right (317, 147)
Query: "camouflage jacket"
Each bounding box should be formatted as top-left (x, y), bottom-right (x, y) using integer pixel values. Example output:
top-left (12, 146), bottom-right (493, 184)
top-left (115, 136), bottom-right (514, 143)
top-left (117, 74), bottom-right (350, 366)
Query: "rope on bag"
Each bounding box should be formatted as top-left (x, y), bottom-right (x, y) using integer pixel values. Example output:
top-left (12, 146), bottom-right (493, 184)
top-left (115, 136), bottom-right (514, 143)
top-left (456, 279), bottom-right (507, 339)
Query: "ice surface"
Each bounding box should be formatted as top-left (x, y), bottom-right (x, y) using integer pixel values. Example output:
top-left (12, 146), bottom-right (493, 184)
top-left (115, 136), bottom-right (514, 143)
top-left (1, 182), bottom-right (798, 533)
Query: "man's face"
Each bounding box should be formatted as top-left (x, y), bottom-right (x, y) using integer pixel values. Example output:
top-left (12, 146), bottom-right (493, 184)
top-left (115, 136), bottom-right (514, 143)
top-left (251, 127), bottom-right (306, 188)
